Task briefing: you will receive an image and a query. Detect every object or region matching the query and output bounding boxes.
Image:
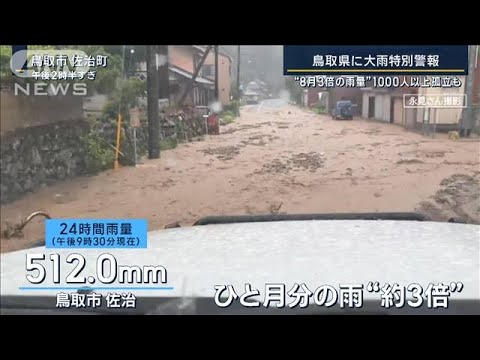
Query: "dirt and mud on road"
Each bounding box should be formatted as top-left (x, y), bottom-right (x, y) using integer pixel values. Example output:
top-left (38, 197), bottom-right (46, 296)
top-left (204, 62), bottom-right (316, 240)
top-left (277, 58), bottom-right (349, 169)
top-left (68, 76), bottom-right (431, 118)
top-left (1, 100), bottom-right (479, 253)
top-left (417, 172), bottom-right (480, 224)
top-left (255, 152), bottom-right (325, 175)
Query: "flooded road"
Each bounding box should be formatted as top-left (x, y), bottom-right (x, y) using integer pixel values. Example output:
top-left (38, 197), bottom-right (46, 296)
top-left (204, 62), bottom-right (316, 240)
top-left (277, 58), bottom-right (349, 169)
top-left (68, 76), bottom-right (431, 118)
top-left (1, 100), bottom-right (479, 252)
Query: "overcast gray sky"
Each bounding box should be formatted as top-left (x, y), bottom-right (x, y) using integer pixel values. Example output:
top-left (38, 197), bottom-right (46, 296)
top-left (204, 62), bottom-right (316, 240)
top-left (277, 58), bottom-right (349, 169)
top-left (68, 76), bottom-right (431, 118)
top-left (222, 45), bottom-right (284, 93)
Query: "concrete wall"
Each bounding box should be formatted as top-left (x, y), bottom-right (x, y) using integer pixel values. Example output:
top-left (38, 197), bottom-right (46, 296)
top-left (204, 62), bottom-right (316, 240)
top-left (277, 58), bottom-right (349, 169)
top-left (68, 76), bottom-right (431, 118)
top-left (302, 90), bottom-right (308, 107)
top-left (382, 95), bottom-right (391, 122)
top-left (436, 107), bottom-right (462, 124)
top-left (362, 93), bottom-right (369, 118)
top-left (416, 76), bottom-right (465, 125)
top-left (416, 103), bottom-right (462, 126)
top-left (393, 97), bottom-right (403, 125)
top-left (405, 107), bottom-right (417, 129)
top-left (374, 95), bottom-right (381, 119)
top-left (416, 107), bottom-right (425, 124)
top-left (1, 90), bottom-right (84, 135)
top-left (363, 92), bottom-right (391, 122)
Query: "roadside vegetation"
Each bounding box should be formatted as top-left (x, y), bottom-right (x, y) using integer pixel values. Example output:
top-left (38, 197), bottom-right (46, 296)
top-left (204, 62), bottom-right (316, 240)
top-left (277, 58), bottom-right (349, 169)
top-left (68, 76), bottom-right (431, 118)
top-left (313, 105), bottom-right (327, 114)
top-left (220, 100), bottom-right (240, 125)
top-left (285, 77), bottom-right (303, 105)
top-left (160, 137), bottom-right (178, 151)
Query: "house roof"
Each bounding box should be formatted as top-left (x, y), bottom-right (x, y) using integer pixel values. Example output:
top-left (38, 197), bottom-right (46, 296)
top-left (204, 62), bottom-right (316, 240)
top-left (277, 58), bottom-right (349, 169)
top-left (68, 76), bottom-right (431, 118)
top-left (169, 65), bottom-right (214, 85)
top-left (192, 45), bottom-right (233, 62)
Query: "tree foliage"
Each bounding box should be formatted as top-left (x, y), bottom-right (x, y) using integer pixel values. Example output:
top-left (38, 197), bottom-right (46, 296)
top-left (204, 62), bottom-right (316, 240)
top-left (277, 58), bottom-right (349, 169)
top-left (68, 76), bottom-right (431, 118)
top-left (285, 76), bottom-right (303, 104)
top-left (64, 45), bottom-right (123, 95)
top-left (0, 45), bottom-right (12, 82)
top-left (101, 78), bottom-right (146, 121)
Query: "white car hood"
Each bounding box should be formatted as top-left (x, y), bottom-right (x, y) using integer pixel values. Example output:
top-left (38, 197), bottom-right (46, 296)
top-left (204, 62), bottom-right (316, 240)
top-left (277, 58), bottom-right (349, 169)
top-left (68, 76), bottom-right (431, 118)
top-left (1, 220), bottom-right (479, 300)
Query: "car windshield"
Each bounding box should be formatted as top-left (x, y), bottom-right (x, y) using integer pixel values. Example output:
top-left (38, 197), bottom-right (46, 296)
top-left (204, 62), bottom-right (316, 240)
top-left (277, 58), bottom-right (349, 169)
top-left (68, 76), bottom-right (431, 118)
top-left (1, 45), bottom-right (479, 314)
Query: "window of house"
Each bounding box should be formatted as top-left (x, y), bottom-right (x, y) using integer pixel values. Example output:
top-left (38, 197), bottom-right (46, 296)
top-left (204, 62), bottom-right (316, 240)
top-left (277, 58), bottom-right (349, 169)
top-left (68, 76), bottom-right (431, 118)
top-left (170, 84), bottom-right (180, 94)
top-left (203, 64), bottom-right (214, 77)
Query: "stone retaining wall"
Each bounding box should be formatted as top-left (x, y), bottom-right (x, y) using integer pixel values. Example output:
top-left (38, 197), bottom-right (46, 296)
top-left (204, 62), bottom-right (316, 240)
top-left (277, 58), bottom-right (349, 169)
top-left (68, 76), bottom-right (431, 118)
top-left (1, 120), bottom-right (89, 204)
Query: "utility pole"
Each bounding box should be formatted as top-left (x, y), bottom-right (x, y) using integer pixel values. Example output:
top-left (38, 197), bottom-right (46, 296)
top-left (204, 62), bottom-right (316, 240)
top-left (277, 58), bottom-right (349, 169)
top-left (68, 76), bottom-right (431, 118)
top-left (214, 45), bottom-right (219, 101)
top-left (146, 45), bottom-right (160, 159)
top-left (237, 45), bottom-right (241, 99)
top-left (461, 45), bottom-right (476, 137)
top-left (158, 45), bottom-right (170, 103)
top-left (122, 45), bottom-right (127, 78)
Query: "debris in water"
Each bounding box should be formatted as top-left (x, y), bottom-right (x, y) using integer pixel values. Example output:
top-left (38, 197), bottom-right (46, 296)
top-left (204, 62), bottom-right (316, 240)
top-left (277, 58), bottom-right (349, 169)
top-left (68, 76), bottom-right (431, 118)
top-left (270, 202), bottom-right (283, 214)
top-left (396, 159), bottom-right (424, 164)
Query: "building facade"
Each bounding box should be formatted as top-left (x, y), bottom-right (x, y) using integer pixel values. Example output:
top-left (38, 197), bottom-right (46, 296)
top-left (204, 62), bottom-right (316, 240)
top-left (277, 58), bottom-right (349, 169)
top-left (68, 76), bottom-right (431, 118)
top-left (135, 45), bottom-right (232, 107)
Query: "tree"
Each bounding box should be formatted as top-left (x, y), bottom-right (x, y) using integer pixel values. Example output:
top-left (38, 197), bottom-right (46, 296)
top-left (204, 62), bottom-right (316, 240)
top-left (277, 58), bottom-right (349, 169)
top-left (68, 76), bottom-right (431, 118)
top-left (285, 76), bottom-right (303, 104)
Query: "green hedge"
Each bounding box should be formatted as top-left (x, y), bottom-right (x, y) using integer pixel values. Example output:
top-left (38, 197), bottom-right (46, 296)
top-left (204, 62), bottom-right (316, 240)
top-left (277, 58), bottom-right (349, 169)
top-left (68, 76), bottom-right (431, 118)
top-left (222, 100), bottom-right (240, 116)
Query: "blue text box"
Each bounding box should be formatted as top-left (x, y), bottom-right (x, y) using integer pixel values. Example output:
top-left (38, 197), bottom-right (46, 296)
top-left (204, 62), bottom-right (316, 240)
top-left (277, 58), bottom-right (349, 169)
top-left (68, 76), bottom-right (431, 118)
top-left (284, 45), bottom-right (468, 75)
top-left (45, 219), bottom-right (148, 249)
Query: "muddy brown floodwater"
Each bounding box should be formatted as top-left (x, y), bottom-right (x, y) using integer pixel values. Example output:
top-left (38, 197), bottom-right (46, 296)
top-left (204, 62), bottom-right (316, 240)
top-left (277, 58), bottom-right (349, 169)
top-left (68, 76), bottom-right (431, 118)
top-left (1, 103), bottom-right (480, 253)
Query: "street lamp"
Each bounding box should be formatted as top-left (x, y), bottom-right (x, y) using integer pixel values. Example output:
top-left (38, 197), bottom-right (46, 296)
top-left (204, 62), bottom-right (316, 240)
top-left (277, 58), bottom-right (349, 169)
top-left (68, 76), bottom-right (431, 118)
top-left (128, 48), bottom-right (135, 77)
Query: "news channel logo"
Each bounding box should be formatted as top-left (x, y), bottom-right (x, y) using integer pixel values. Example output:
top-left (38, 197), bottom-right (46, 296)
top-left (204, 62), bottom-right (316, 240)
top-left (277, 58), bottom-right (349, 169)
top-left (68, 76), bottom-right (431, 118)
top-left (10, 45), bottom-right (90, 79)
top-left (10, 46), bottom-right (91, 96)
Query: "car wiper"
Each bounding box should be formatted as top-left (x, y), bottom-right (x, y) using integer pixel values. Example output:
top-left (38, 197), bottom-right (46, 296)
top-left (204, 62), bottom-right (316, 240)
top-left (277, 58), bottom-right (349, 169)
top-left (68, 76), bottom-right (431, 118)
top-left (193, 212), bottom-right (431, 225)
top-left (2, 211), bottom-right (51, 238)
top-left (1, 296), bottom-right (217, 315)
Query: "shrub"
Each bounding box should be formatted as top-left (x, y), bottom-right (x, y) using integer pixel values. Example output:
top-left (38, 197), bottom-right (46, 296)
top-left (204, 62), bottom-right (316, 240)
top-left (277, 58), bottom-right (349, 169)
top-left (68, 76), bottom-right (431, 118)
top-left (102, 78), bottom-right (146, 120)
top-left (219, 107), bottom-right (237, 125)
top-left (314, 106), bottom-right (326, 114)
top-left (221, 114), bottom-right (234, 125)
top-left (160, 137), bottom-right (177, 151)
top-left (223, 100), bottom-right (240, 116)
top-left (82, 133), bottom-right (115, 174)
